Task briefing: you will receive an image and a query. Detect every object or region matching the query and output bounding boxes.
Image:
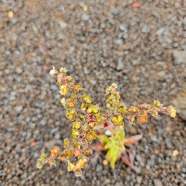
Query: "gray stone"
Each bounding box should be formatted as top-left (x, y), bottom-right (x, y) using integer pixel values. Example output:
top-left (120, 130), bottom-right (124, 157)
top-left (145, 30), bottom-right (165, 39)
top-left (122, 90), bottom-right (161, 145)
top-left (119, 24), bottom-right (128, 32)
top-left (83, 66), bottom-right (89, 74)
top-left (89, 78), bottom-right (96, 85)
top-left (15, 105), bottom-right (23, 114)
top-left (156, 27), bottom-right (166, 35)
top-left (173, 50), bottom-right (186, 64)
top-left (157, 71), bottom-right (166, 78)
top-left (14, 50), bottom-right (21, 56)
top-left (79, 1), bottom-right (86, 7)
top-left (151, 135), bottom-right (158, 142)
top-left (5, 50), bottom-right (11, 55)
top-left (116, 60), bottom-right (125, 70)
top-left (183, 17), bottom-right (186, 31)
top-left (16, 67), bottom-right (23, 74)
top-left (40, 120), bottom-right (47, 126)
top-left (115, 182), bottom-right (123, 186)
top-left (137, 176), bottom-right (142, 184)
top-left (154, 179), bottom-right (163, 186)
top-left (115, 39), bottom-right (123, 46)
top-left (142, 24), bottom-right (150, 33)
top-left (58, 21), bottom-right (67, 28)
top-left (173, 92), bottom-right (186, 120)
top-left (82, 13), bottom-right (90, 21)
top-left (104, 178), bottom-right (111, 184)
top-left (182, 45), bottom-right (186, 50)
top-left (96, 164), bottom-right (103, 172)
top-left (11, 18), bottom-right (18, 24)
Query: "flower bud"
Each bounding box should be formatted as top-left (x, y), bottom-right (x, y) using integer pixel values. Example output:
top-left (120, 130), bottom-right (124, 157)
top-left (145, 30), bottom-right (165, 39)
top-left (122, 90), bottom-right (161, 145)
top-left (60, 67), bottom-right (67, 74)
top-left (72, 130), bottom-right (79, 139)
top-left (118, 106), bottom-right (127, 114)
top-left (75, 169), bottom-right (82, 177)
top-left (167, 106), bottom-right (176, 118)
top-left (50, 146), bottom-right (60, 158)
top-left (65, 76), bottom-right (74, 82)
top-left (87, 105), bottom-right (99, 114)
top-left (66, 109), bottom-right (76, 121)
top-left (87, 105), bottom-right (93, 113)
top-left (74, 149), bottom-right (81, 157)
top-left (81, 103), bottom-right (86, 112)
top-left (65, 149), bottom-right (74, 157)
top-left (78, 114), bottom-right (86, 123)
top-left (61, 98), bottom-right (66, 107)
top-left (49, 66), bottom-right (58, 77)
top-left (88, 121), bottom-right (95, 128)
top-left (68, 100), bottom-right (75, 108)
top-left (57, 73), bottom-right (64, 85)
top-left (47, 159), bottom-right (56, 166)
top-left (111, 115), bottom-right (123, 125)
top-left (36, 160), bottom-right (44, 169)
top-left (82, 94), bottom-right (92, 104)
top-left (104, 122), bottom-right (109, 128)
top-left (92, 106), bottom-right (99, 114)
top-left (72, 85), bottom-right (82, 91)
top-left (67, 161), bottom-right (76, 171)
top-left (81, 125), bottom-right (88, 132)
top-left (153, 100), bottom-right (162, 108)
top-left (60, 85), bottom-right (68, 95)
top-left (86, 131), bottom-right (96, 142)
top-left (40, 153), bottom-right (47, 161)
top-left (151, 109), bottom-right (158, 117)
top-left (64, 138), bottom-right (70, 147)
top-left (72, 121), bottom-right (81, 130)
top-left (84, 148), bottom-right (93, 156)
top-left (103, 159), bottom-right (108, 166)
top-left (95, 115), bottom-right (102, 123)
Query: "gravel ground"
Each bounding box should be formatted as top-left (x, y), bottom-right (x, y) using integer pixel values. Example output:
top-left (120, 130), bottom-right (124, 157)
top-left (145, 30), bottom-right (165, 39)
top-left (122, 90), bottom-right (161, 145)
top-left (1, 0), bottom-right (186, 185)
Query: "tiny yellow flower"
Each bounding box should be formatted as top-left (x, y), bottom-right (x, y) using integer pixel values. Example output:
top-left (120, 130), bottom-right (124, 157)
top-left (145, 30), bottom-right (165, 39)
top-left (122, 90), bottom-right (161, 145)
top-left (67, 161), bottom-right (76, 171)
top-left (36, 161), bottom-right (43, 169)
top-left (153, 100), bottom-right (162, 108)
top-left (60, 67), bottom-right (67, 74)
top-left (72, 130), bottom-right (79, 139)
top-left (72, 85), bottom-right (82, 91)
top-left (60, 85), bottom-right (68, 95)
top-left (86, 131), bottom-right (96, 142)
top-left (82, 94), bottom-right (92, 104)
top-left (172, 150), bottom-right (179, 157)
top-left (88, 121), bottom-right (95, 128)
top-left (111, 115), bottom-right (123, 125)
top-left (65, 149), bottom-right (74, 157)
top-left (128, 106), bottom-right (140, 113)
top-left (65, 76), bottom-right (74, 82)
top-left (167, 106), bottom-right (176, 118)
top-left (66, 109), bottom-right (76, 121)
top-left (50, 146), bottom-right (60, 158)
top-left (81, 102), bottom-right (86, 112)
top-left (40, 153), bottom-right (47, 161)
top-left (61, 98), bottom-right (66, 107)
top-left (64, 138), bottom-right (70, 147)
top-left (72, 121), bottom-right (81, 129)
top-left (68, 100), bottom-right (76, 108)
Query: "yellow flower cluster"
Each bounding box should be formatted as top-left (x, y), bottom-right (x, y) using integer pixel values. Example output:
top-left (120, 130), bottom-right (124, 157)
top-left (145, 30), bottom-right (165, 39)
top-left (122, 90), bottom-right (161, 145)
top-left (37, 66), bottom-right (177, 177)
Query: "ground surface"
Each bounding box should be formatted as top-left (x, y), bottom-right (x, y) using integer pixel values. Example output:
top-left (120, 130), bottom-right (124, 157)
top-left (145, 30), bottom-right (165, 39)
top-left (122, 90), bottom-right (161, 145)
top-left (0, 0), bottom-right (186, 185)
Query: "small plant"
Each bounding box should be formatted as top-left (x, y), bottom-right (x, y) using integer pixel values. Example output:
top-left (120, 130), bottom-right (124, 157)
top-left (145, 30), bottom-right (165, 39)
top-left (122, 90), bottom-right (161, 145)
top-left (36, 66), bottom-right (176, 177)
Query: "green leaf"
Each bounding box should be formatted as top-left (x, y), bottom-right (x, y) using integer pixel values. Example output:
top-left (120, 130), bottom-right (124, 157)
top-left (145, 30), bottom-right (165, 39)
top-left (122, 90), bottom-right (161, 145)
top-left (106, 146), bottom-right (118, 168)
top-left (118, 126), bottom-right (125, 142)
top-left (98, 135), bottom-right (110, 143)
